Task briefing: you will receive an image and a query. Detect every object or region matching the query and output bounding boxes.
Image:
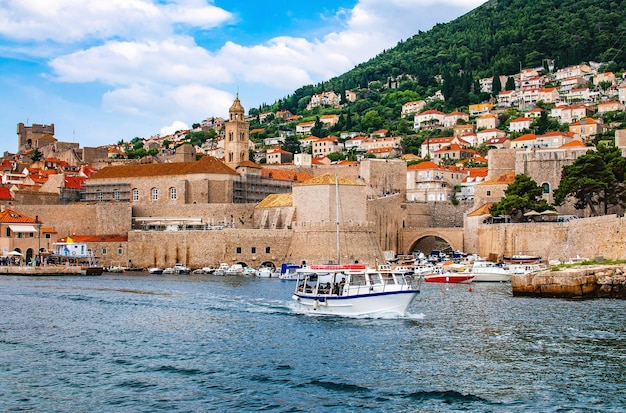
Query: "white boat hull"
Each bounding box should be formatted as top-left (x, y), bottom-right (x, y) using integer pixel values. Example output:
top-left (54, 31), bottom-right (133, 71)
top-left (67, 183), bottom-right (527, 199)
top-left (292, 290), bottom-right (419, 317)
top-left (470, 272), bottom-right (511, 282)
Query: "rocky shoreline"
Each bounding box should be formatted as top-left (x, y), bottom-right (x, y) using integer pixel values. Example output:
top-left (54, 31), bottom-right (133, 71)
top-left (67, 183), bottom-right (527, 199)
top-left (511, 265), bottom-right (626, 299)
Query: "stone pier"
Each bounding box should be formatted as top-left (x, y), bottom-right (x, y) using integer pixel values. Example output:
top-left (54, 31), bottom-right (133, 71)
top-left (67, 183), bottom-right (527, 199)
top-left (511, 265), bottom-right (626, 299)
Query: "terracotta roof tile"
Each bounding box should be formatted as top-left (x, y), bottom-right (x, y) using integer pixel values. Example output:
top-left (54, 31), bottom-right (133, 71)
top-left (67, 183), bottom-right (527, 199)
top-left (295, 173), bottom-right (364, 187)
top-left (468, 203), bottom-right (494, 216)
top-left (0, 209), bottom-right (37, 224)
top-left (256, 193), bottom-right (293, 208)
top-left (89, 155), bottom-right (238, 180)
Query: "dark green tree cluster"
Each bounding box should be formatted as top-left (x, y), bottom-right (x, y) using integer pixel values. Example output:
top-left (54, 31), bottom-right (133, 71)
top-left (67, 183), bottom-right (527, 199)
top-left (489, 174), bottom-right (554, 222)
top-left (553, 144), bottom-right (626, 216)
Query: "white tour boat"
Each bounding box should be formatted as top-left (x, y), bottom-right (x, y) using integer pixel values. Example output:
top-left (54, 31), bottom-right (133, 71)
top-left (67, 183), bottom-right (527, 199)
top-left (291, 264), bottom-right (420, 317)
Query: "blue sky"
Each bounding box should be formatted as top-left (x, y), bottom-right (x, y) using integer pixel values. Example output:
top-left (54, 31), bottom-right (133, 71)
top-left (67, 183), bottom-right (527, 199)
top-left (0, 0), bottom-right (485, 153)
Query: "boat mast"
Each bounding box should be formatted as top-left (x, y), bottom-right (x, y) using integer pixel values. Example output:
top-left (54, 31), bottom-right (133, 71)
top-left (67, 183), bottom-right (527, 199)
top-left (335, 174), bottom-right (340, 264)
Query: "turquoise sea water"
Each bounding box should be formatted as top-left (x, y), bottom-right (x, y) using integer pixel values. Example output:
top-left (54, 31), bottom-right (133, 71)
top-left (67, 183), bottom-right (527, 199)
top-left (0, 274), bottom-right (624, 412)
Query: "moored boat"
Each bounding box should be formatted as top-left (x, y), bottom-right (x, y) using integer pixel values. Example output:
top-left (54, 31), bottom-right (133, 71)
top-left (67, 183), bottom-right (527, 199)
top-left (164, 263), bottom-right (191, 274)
top-left (278, 263), bottom-right (301, 280)
top-left (423, 267), bottom-right (474, 283)
top-left (291, 264), bottom-right (420, 317)
top-left (147, 267), bottom-right (164, 275)
top-left (502, 253), bottom-right (541, 264)
top-left (468, 261), bottom-right (512, 282)
top-left (213, 263), bottom-right (230, 276)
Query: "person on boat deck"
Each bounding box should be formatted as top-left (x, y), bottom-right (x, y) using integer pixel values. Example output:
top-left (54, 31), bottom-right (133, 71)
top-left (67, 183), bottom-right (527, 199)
top-left (332, 283), bottom-right (340, 295)
top-left (319, 282), bottom-right (331, 294)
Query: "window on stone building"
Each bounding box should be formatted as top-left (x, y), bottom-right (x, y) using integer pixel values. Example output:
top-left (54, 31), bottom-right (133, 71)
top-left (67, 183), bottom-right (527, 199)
top-left (5, 228), bottom-right (10, 237)
top-left (132, 189), bottom-right (139, 201)
top-left (251, 247), bottom-right (256, 254)
top-left (102, 248), bottom-right (107, 255)
top-left (542, 183), bottom-right (550, 194)
top-left (118, 246), bottom-right (123, 255)
top-left (97, 191), bottom-right (103, 201)
top-left (170, 187), bottom-right (177, 200)
top-left (265, 246), bottom-right (271, 254)
top-left (151, 188), bottom-right (158, 201)
top-left (236, 247), bottom-right (241, 254)
top-left (486, 190), bottom-right (491, 196)
top-left (114, 190), bottom-right (121, 201)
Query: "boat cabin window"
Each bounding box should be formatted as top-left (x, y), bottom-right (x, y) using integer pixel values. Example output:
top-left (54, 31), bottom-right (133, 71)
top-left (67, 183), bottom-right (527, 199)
top-left (349, 273), bottom-right (367, 286)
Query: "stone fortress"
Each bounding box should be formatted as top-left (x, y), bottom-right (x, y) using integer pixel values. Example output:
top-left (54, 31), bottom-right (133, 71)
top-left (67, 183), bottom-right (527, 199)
top-left (8, 98), bottom-right (626, 269)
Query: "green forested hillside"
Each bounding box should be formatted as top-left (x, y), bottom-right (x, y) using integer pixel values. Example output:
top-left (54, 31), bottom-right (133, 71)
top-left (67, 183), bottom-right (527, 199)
top-left (271, 0), bottom-right (626, 115)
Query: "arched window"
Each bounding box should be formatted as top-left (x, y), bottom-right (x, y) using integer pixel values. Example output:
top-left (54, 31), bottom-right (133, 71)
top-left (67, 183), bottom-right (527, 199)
top-left (151, 188), bottom-right (158, 201)
top-left (170, 187), bottom-right (177, 200)
top-left (542, 183), bottom-right (550, 194)
top-left (229, 131), bottom-right (234, 141)
top-left (132, 188), bottom-right (139, 201)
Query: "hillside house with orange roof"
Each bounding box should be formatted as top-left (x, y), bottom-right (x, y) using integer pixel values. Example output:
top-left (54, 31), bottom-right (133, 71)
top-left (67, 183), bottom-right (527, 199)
top-left (319, 114), bottom-right (340, 128)
top-left (484, 136), bottom-right (510, 149)
top-left (401, 100), bottom-right (426, 118)
top-left (311, 136), bottom-right (340, 158)
top-left (597, 100), bottom-right (624, 114)
top-left (538, 87), bottom-right (560, 103)
top-left (535, 131), bottom-right (578, 148)
top-left (510, 133), bottom-right (538, 149)
top-left (497, 90), bottom-right (518, 107)
top-left (509, 117), bottom-right (533, 133)
top-left (266, 147), bottom-right (293, 165)
top-left (420, 136), bottom-right (469, 158)
top-left (295, 121), bottom-right (315, 135)
top-left (569, 118), bottom-right (606, 141)
top-left (453, 123), bottom-right (475, 139)
top-left (406, 161), bottom-right (467, 202)
top-left (468, 102), bottom-right (494, 116)
top-left (476, 113), bottom-right (498, 130)
top-left (413, 109), bottom-right (445, 130)
top-left (593, 71), bottom-right (615, 85)
top-left (477, 128), bottom-right (507, 146)
top-left (443, 111), bottom-right (469, 128)
top-left (432, 144), bottom-right (475, 165)
top-left (306, 91), bottom-right (341, 110)
top-left (550, 104), bottom-right (594, 123)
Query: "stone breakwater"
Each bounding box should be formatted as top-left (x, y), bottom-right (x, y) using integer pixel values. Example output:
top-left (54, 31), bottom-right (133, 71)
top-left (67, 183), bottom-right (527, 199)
top-left (511, 265), bottom-right (626, 299)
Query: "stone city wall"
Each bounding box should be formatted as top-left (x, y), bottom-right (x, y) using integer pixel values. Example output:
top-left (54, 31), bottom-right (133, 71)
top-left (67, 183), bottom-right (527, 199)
top-left (128, 228), bottom-right (294, 269)
top-left (17, 204), bottom-right (133, 238)
top-left (474, 215), bottom-right (626, 263)
top-left (132, 203), bottom-right (257, 229)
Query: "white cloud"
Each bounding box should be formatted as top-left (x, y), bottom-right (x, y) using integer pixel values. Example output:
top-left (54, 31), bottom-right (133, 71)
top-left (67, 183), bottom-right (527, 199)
top-left (160, 120), bottom-right (190, 136)
top-left (0, 0), bottom-right (232, 43)
top-left (49, 37), bottom-right (232, 85)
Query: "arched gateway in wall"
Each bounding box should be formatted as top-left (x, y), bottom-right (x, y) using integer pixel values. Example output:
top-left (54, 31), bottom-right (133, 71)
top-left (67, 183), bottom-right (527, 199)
top-left (401, 227), bottom-right (464, 255)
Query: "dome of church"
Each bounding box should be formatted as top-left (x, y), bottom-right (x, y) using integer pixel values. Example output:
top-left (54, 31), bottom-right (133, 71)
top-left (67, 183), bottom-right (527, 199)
top-left (229, 95), bottom-right (245, 114)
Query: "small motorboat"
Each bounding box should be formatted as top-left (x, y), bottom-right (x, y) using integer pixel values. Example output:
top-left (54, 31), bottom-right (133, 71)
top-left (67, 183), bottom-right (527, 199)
top-left (423, 267), bottom-right (474, 283)
top-left (147, 267), bottom-right (164, 275)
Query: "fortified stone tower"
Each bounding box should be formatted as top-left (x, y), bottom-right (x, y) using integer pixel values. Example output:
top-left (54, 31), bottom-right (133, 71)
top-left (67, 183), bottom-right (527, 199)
top-left (224, 94), bottom-right (249, 169)
top-left (17, 122), bottom-right (56, 153)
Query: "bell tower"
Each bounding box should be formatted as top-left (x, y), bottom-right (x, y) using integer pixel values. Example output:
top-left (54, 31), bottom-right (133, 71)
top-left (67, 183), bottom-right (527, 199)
top-left (224, 94), bottom-right (249, 169)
